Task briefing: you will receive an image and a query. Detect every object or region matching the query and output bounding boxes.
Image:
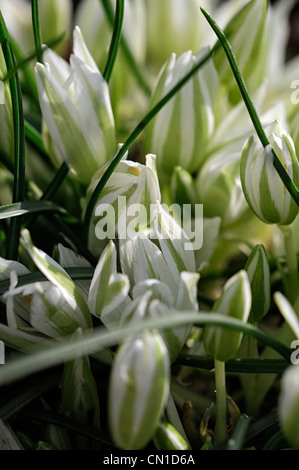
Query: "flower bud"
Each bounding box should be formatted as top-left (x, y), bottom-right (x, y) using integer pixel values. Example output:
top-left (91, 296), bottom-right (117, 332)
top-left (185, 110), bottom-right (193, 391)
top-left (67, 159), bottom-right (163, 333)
top-left (203, 270), bottom-right (251, 362)
top-left (84, 153), bottom-right (161, 256)
top-left (145, 49), bottom-right (219, 179)
top-left (35, 26), bottom-right (116, 185)
top-left (279, 364), bottom-right (299, 449)
top-left (108, 330), bottom-right (170, 450)
top-left (245, 244), bottom-right (271, 323)
top-left (154, 422), bottom-right (191, 450)
top-left (240, 120), bottom-right (299, 226)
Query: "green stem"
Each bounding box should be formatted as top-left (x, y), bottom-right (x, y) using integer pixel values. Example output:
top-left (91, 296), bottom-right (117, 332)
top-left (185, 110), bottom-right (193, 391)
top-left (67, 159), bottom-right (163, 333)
top-left (201, 8), bottom-right (299, 209)
top-left (31, 0), bottom-right (43, 63)
top-left (103, 0), bottom-right (124, 83)
top-left (0, 12), bottom-right (25, 260)
top-left (100, 0), bottom-right (151, 95)
top-left (214, 359), bottom-right (227, 445)
top-left (82, 43), bottom-right (220, 241)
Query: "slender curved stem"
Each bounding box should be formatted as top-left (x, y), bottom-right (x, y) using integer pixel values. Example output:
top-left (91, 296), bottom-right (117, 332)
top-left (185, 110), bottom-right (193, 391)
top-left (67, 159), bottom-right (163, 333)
top-left (100, 0), bottom-right (151, 95)
top-left (103, 0), bottom-right (124, 83)
top-left (200, 7), bottom-right (299, 208)
top-left (31, 0), bottom-right (43, 63)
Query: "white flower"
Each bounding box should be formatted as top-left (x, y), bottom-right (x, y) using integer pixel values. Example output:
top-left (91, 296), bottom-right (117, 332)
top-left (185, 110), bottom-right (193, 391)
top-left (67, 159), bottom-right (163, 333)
top-left (108, 329), bottom-right (170, 450)
top-left (35, 26), bottom-right (116, 184)
top-left (145, 49), bottom-right (219, 178)
top-left (240, 120), bottom-right (299, 225)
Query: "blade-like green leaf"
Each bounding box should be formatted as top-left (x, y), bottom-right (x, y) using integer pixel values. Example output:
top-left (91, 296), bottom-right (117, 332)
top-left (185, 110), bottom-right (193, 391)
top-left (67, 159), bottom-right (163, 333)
top-left (0, 200), bottom-right (68, 220)
top-left (0, 267), bottom-right (94, 295)
top-left (0, 311), bottom-right (291, 386)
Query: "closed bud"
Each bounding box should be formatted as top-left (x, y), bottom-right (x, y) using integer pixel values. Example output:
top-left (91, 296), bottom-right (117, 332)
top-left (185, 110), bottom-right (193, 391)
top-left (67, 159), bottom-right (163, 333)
top-left (203, 270), bottom-right (251, 362)
top-left (145, 49), bottom-right (219, 179)
top-left (279, 365), bottom-right (299, 449)
top-left (108, 330), bottom-right (170, 450)
top-left (240, 120), bottom-right (299, 226)
top-left (85, 153), bottom-right (161, 256)
top-left (154, 421), bottom-right (191, 450)
top-left (245, 244), bottom-right (271, 323)
top-left (35, 26), bottom-right (116, 185)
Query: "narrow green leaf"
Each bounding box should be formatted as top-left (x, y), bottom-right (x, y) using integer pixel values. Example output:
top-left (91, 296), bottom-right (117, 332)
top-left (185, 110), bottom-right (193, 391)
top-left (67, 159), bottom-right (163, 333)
top-left (0, 267), bottom-right (94, 295)
top-left (103, 0), bottom-right (124, 83)
top-left (0, 312), bottom-right (291, 386)
top-left (100, 0), bottom-right (151, 95)
top-left (31, 0), bottom-right (43, 63)
top-left (0, 200), bottom-right (68, 220)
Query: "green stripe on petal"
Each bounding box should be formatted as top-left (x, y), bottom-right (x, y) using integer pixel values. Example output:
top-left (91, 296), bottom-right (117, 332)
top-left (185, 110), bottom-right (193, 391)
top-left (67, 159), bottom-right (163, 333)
top-left (22, 229), bottom-right (92, 330)
top-left (245, 244), bottom-right (271, 323)
top-left (240, 121), bottom-right (299, 226)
